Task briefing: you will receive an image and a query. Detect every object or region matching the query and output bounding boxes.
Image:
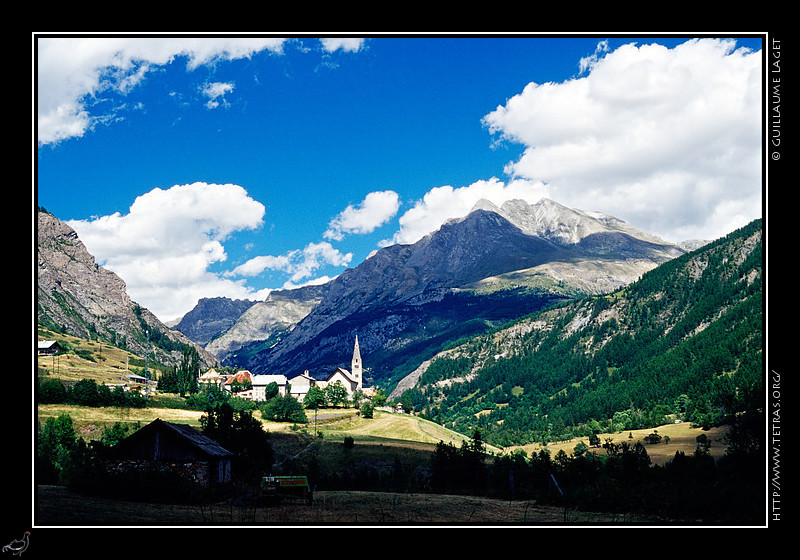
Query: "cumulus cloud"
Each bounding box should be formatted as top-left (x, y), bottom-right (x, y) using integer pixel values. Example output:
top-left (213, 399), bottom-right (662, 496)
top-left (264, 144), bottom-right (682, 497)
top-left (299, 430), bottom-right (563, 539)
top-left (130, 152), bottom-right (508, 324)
top-left (36, 36), bottom-right (288, 145)
top-left (67, 182), bottom-right (267, 321)
top-left (388, 178), bottom-right (549, 245)
top-left (324, 190), bottom-right (401, 241)
top-left (227, 241), bottom-right (353, 285)
top-left (481, 38), bottom-right (762, 242)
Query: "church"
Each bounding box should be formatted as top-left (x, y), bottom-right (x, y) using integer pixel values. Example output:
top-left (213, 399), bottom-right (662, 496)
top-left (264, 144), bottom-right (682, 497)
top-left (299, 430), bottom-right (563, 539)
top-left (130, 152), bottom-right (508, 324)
top-left (218, 336), bottom-right (371, 403)
top-left (287, 336), bottom-right (372, 402)
top-left (322, 335), bottom-right (363, 394)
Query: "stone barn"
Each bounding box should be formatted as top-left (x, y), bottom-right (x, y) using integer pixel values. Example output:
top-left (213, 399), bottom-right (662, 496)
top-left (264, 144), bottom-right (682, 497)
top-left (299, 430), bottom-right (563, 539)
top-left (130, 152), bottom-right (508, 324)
top-left (108, 419), bottom-right (233, 486)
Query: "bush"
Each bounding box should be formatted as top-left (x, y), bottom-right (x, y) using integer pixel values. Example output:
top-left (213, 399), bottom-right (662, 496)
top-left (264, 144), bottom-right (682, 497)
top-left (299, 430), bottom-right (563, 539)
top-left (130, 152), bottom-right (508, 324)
top-left (38, 378), bottom-right (67, 404)
top-left (644, 431), bottom-right (663, 444)
top-left (71, 378), bottom-right (100, 406)
top-left (360, 401), bottom-right (374, 419)
top-left (37, 414), bottom-right (77, 484)
top-left (260, 394), bottom-right (307, 423)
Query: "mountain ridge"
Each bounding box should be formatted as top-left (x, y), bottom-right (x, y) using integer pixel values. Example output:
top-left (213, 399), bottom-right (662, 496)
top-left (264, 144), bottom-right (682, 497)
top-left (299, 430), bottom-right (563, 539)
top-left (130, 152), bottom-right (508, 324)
top-left (238, 198), bottom-right (689, 384)
top-left (391, 218), bottom-right (762, 446)
top-left (36, 209), bottom-right (217, 369)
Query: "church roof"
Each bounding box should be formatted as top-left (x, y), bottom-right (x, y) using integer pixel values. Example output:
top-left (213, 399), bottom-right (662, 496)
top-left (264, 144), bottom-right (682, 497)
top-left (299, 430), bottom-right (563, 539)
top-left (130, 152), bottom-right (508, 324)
top-left (326, 367), bottom-right (355, 383)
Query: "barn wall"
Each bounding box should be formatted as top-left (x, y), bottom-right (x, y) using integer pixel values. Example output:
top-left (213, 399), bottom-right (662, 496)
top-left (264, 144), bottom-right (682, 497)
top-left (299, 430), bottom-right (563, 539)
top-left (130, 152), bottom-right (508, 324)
top-left (105, 458), bottom-right (213, 486)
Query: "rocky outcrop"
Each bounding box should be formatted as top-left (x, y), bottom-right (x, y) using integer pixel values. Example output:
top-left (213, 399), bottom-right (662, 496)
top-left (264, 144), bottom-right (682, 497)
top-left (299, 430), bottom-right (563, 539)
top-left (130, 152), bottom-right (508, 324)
top-left (173, 297), bottom-right (259, 346)
top-left (37, 210), bottom-right (217, 369)
top-left (203, 285), bottom-right (328, 361)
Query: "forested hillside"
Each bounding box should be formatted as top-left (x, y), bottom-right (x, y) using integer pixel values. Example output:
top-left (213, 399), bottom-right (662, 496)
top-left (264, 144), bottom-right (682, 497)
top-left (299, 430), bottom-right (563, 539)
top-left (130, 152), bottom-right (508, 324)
top-left (402, 219), bottom-right (763, 448)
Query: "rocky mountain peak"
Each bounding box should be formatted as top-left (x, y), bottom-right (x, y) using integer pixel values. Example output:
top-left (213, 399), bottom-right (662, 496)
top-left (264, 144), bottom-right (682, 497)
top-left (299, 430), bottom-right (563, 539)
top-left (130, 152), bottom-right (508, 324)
top-left (242, 198), bottom-right (687, 380)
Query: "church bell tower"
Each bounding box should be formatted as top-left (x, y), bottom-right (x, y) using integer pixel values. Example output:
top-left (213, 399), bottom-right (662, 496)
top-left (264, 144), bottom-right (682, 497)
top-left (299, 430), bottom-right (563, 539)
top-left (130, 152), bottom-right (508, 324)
top-left (351, 335), bottom-right (362, 390)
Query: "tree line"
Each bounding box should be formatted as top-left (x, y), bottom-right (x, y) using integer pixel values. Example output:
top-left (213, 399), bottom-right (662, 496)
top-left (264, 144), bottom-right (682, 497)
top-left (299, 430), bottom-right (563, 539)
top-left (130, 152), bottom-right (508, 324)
top-left (426, 410), bottom-right (764, 524)
top-left (37, 377), bottom-right (147, 408)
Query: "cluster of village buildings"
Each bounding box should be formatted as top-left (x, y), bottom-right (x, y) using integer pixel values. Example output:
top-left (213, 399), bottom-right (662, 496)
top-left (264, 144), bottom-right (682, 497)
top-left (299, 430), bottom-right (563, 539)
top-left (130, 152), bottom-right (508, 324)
top-left (198, 336), bottom-right (374, 403)
top-left (38, 337), bottom-right (373, 403)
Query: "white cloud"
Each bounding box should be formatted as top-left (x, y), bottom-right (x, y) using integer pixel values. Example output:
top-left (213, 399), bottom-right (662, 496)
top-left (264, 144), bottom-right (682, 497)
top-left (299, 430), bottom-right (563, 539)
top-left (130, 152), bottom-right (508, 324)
top-left (201, 81), bottom-right (235, 109)
top-left (319, 38), bottom-right (365, 53)
top-left (36, 36), bottom-right (287, 144)
top-left (67, 182), bottom-right (267, 321)
top-left (324, 190), bottom-right (400, 241)
top-left (289, 242), bottom-right (353, 281)
top-left (227, 241), bottom-right (353, 284)
top-left (389, 177), bottom-right (550, 245)
top-left (226, 254), bottom-right (292, 277)
top-left (282, 275), bottom-right (337, 290)
top-left (481, 38), bottom-right (762, 242)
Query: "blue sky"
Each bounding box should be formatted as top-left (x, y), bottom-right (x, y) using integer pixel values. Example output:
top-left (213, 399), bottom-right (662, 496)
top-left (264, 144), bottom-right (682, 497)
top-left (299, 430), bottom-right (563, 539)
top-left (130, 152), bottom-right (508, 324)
top-left (35, 34), bottom-right (764, 322)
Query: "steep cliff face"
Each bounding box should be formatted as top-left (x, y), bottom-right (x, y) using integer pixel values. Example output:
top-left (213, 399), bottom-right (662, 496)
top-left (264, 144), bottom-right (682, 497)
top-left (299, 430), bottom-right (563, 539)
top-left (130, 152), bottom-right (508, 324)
top-left (36, 210), bottom-right (216, 369)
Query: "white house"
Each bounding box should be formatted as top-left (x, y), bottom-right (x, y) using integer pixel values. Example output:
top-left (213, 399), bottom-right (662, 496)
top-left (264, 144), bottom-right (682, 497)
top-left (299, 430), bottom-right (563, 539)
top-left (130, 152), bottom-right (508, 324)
top-left (251, 374), bottom-right (289, 401)
top-left (288, 371), bottom-right (317, 402)
top-left (199, 368), bottom-right (222, 385)
top-left (37, 340), bottom-right (63, 355)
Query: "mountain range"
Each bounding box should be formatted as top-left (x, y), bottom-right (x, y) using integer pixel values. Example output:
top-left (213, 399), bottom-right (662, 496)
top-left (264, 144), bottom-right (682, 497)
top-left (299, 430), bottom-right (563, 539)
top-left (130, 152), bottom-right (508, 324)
top-left (182, 198), bottom-right (693, 387)
top-left (391, 217), bottom-right (763, 447)
top-left (37, 198), bottom-right (710, 391)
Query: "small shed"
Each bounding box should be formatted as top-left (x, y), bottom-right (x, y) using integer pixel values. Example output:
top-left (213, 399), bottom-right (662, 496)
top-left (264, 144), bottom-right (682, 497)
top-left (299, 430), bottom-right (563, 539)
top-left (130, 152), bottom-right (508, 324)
top-left (37, 341), bottom-right (63, 356)
top-left (108, 419), bottom-right (233, 486)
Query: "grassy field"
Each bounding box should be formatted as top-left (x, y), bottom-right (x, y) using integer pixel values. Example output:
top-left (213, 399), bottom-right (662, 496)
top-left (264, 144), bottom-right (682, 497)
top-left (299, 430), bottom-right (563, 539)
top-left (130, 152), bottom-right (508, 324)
top-left (37, 327), bottom-right (160, 387)
top-left (507, 422), bottom-right (730, 466)
top-left (36, 403), bottom-right (205, 440)
top-left (36, 402), bottom-right (479, 452)
top-left (37, 400), bottom-right (725, 466)
top-left (35, 485), bottom-right (651, 525)
top-left (35, 397), bottom-right (725, 527)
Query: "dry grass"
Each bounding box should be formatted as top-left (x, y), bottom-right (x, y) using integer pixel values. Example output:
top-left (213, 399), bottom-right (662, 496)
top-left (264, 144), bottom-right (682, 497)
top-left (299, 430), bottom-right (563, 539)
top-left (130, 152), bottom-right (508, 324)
top-left (35, 485), bottom-right (648, 526)
top-left (36, 404), bottom-right (204, 441)
top-left (507, 422), bottom-right (730, 466)
top-left (37, 328), bottom-right (163, 386)
top-left (316, 411), bottom-right (480, 448)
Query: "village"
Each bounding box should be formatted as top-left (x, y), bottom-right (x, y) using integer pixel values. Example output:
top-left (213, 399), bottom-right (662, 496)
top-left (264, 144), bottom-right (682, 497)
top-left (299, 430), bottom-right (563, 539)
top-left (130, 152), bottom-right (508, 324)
top-left (37, 335), bottom-right (377, 405)
top-left (199, 336), bottom-right (377, 404)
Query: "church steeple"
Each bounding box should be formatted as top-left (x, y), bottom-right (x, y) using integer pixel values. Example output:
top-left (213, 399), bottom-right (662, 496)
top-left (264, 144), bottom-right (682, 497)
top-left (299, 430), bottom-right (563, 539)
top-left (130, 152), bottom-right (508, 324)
top-left (351, 335), bottom-right (362, 389)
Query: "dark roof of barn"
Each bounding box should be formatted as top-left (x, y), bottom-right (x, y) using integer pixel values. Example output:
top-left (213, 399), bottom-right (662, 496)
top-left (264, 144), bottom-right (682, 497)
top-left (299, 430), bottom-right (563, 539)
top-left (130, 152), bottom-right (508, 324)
top-left (161, 420), bottom-right (233, 457)
top-left (114, 418), bottom-right (233, 458)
